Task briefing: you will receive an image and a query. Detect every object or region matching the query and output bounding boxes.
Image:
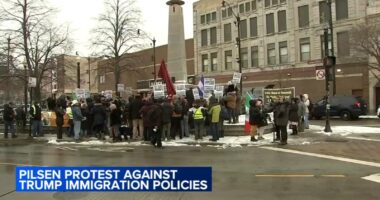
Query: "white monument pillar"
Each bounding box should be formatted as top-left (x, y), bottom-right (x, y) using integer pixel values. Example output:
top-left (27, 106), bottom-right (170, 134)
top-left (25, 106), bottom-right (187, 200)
top-left (167, 0), bottom-right (187, 83)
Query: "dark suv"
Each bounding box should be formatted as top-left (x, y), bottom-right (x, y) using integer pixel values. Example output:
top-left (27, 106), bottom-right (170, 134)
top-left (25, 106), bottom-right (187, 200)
top-left (312, 95), bottom-right (368, 120)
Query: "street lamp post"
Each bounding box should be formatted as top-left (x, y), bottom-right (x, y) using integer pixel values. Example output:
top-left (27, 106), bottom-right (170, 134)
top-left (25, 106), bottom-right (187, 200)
top-left (222, 0), bottom-right (243, 93)
top-left (88, 57), bottom-right (91, 92)
top-left (137, 29), bottom-right (157, 83)
top-left (76, 52), bottom-right (80, 89)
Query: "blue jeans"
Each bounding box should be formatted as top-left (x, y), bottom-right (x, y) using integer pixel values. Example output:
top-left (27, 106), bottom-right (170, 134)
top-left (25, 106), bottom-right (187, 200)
top-left (181, 115), bottom-right (189, 137)
top-left (32, 120), bottom-right (43, 136)
top-left (210, 123), bottom-right (219, 140)
top-left (4, 121), bottom-right (15, 137)
top-left (73, 120), bottom-right (81, 140)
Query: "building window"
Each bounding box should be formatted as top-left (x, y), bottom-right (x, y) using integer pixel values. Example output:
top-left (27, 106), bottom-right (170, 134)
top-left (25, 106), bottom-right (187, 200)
top-left (210, 27), bottom-right (217, 45)
top-left (251, 46), bottom-right (259, 68)
top-left (298, 5), bottom-right (309, 28)
top-left (202, 54), bottom-right (209, 72)
top-left (278, 10), bottom-right (287, 32)
top-left (272, 0), bottom-right (278, 5)
top-left (279, 41), bottom-right (288, 64)
top-left (241, 48), bottom-right (248, 68)
top-left (336, 0), bottom-right (348, 20)
top-left (240, 19), bottom-right (247, 39)
top-left (201, 29), bottom-right (208, 47)
top-left (265, 0), bottom-right (270, 7)
top-left (300, 38), bottom-right (310, 62)
top-left (224, 23), bottom-right (232, 42)
top-left (211, 12), bottom-right (217, 22)
top-left (201, 15), bottom-right (205, 24)
top-left (280, 0), bottom-right (286, 4)
top-left (99, 75), bottom-right (105, 84)
top-left (337, 31), bottom-right (350, 57)
top-left (211, 52), bottom-right (218, 71)
top-left (266, 13), bottom-right (275, 35)
top-left (228, 7), bottom-right (233, 17)
top-left (225, 50), bottom-right (233, 70)
top-left (250, 17), bottom-right (258, 37)
top-left (222, 9), bottom-right (227, 18)
top-left (319, 1), bottom-right (328, 24)
top-left (239, 4), bottom-right (245, 13)
top-left (267, 43), bottom-right (276, 65)
top-left (206, 13), bottom-right (211, 24)
top-left (245, 2), bottom-right (251, 12)
top-left (252, 0), bottom-right (257, 10)
top-left (320, 34), bottom-right (332, 57)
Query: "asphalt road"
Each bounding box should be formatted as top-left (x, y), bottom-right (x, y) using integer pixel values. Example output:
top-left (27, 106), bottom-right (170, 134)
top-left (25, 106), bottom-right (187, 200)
top-left (0, 142), bottom-right (380, 200)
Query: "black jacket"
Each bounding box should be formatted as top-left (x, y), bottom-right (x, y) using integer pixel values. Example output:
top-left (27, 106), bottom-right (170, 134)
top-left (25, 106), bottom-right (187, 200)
top-left (161, 102), bottom-right (173, 124)
top-left (91, 103), bottom-right (106, 126)
top-left (129, 100), bottom-right (143, 120)
top-left (110, 108), bottom-right (122, 126)
top-left (30, 104), bottom-right (42, 120)
top-left (55, 106), bottom-right (65, 126)
top-left (3, 105), bottom-right (15, 121)
top-left (249, 106), bottom-right (267, 127)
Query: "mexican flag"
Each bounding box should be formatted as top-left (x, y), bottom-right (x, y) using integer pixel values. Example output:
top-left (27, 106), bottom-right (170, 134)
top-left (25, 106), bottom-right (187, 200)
top-left (244, 92), bottom-right (253, 134)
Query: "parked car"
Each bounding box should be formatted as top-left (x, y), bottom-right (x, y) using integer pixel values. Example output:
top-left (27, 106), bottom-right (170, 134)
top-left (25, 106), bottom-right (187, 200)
top-left (311, 95), bottom-right (368, 120)
top-left (0, 109), bottom-right (3, 123)
top-left (377, 105), bottom-right (380, 118)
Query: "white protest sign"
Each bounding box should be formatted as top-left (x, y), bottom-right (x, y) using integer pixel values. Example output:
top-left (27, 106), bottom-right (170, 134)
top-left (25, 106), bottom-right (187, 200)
top-left (214, 85), bottom-right (224, 98)
top-left (204, 78), bottom-right (215, 91)
top-left (75, 89), bottom-right (86, 100)
top-left (117, 84), bottom-right (125, 92)
top-left (28, 77), bottom-right (37, 87)
top-left (125, 87), bottom-right (132, 95)
top-left (192, 88), bottom-right (200, 100)
top-left (104, 90), bottom-right (113, 99)
top-left (175, 84), bottom-right (186, 97)
top-left (153, 84), bottom-right (164, 99)
top-left (232, 72), bottom-right (242, 83)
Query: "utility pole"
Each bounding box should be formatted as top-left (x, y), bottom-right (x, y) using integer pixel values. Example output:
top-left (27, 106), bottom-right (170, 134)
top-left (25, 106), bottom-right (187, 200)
top-left (327, 0), bottom-right (336, 95)
top-left (324, 29), bottom-right (333, 133)
top-left (6, 37), bottom-right (11, 101)
top-left (24, 64), bottom-right (28, 131)
top-left (88, 57), bottom-right (91, 92)
top-left (153, 38), bottom-right (156, 83)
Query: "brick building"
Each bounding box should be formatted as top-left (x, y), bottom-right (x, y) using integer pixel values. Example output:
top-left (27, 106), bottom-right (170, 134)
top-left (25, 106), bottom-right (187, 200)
top-left (193, 0), bottom-right (379, 111)
top-left (97, 39), bottom-right (195, 93)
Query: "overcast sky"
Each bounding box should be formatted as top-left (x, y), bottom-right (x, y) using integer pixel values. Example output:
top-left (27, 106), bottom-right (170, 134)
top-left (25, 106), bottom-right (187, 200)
top-left (52, 0), bottom-right (197, 56)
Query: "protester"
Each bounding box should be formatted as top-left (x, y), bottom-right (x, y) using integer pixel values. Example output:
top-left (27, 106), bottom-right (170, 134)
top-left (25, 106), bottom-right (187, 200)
top-left (80, 103), bottom-right (89, 137)
top-left (171, 95), bottom-right (183, 139)
top-left (225, 91), bottom-right (237, 124)
top-left (303, 94), bottom-right (311, 129)
top-left (161, 98), bottom-right (173, 141)
top-left (275, 98), bottom-right (290, 145)
top-left (30, 101), bottom-right (43, 137)
top-left (3, 102), bottom-right (17, 139)
top-left (66, 101), bottom-right (74, 137)
top-left (110, 103), bottom-right (122, 142)
top-left (180, 97), bottom-right (190, 138)
top-left (208, 98), bottom-right (221, 141)
top-left (91, 97), bottom-right (107, 140)
top-left (289, 98), bottom-right (299, 135)
top-left (140, 99), bottom-right (154, 141)
top-left (249, 99), bottom-right (268, 142)
top-left (16, 106), bottom-right (25, 129)
top-left (298, 95), bottom-right (307, 133)
top-left (129, 95), bottom-right (144, 140)
top-left (219, 100), bottom-right (229, 138)
top-left (149, 99), bottom-right (164, 148)
top-left (190, 100), bottom-right (205, 140)
top-left (72, 100), bottom-right (83, 141)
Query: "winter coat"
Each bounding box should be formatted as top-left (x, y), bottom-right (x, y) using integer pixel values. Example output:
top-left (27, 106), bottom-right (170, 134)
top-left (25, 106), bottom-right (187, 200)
top-left (288, 103), bottom-right (299, 122)
top-left (72, 105), bottom-right (83, 121)
top-left (225, 94), bottom-right (237, 109)
top-left (55, 106), bottom-right (65, 126)
top-left (140, 101), bottom-right (154, 128)
top-left (3, 104), bottom-right (15, 122)
top-left (129, 99), bottom-right (143, 120)
top-left (162, 102), bottom-right (173, 124)
top-left (249, 106), bottom-right (267, 127)
top-left (30, 104), bottom-right (42, 121)
top-left (149, 103), bottom-right (163, 127)
top-left (110, 108), bottom-right (122, 126)
top-left (209, 105), bottom-right (221, 123)
top-left (298, 101), bottom-right (306, 118)
top-left (274, 102), bottom-right (289, 126)
top-left (91, 103), bottom-right (106, 126)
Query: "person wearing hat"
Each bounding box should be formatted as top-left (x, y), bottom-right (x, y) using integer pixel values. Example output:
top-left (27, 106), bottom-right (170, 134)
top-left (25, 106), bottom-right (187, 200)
top-left (72, 100), bottom-right (84, 141)
top-left (3, 102), bottom-right (17, 139)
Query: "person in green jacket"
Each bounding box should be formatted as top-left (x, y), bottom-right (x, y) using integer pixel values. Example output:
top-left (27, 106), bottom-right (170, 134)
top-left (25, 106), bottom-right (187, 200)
top-left (209, 99), bottom-right (221, 141)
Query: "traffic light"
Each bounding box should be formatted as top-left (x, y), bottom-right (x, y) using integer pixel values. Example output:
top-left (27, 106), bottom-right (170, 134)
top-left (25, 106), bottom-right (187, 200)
top-left (324, 56), bottom-right (336, 81)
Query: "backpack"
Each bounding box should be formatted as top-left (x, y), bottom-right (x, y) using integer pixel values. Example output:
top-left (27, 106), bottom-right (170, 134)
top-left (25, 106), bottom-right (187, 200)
top-left (220, 105), bottom-right (229, 120)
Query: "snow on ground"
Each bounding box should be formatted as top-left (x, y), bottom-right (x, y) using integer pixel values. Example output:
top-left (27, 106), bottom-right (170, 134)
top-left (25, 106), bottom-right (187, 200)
top-left (360, 115), bottom-right (380, 119)
top-left (310, 125), bottom-right (380, 136)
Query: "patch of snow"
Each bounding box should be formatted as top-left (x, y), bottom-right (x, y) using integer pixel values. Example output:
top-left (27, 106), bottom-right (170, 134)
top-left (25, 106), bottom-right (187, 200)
top-left (310, 125), bottom-right (380, 136)
top-left (360, 115), bottom-right (380, 119)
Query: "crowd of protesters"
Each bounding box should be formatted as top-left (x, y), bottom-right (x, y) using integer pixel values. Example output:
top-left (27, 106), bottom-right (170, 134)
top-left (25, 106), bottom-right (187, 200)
top-left (249, 94), bottom-right (311, 145)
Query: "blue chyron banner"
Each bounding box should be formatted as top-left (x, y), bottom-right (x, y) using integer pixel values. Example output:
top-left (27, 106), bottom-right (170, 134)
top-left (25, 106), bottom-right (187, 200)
top-left (16, 167), bottom-right (212, 192)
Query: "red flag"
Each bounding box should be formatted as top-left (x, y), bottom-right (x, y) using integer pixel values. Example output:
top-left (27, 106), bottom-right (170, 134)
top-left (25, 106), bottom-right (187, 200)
top-left (158, 60), bottom-right (176, 96)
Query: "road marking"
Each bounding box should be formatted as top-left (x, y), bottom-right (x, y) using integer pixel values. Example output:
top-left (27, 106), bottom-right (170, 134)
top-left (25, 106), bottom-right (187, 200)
top-left (260, 147), bottom-right (380, 168)
top-left (346, 137), bottom-right (380, 142)
top-left (320, 175), bottom-right (346, 178)
top-left (56, 147), bottom-right (78, 151)
top-left (0, 162), bottom-right (41, 167)
top-left (362, 173), bottom-right (380, 183)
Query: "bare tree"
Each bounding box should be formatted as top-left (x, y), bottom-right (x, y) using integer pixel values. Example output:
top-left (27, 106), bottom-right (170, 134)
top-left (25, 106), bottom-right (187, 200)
top-left (0, 0), bottom-right (72, 101)
top-left (92, 0), bottom-right (142, 92)
top-left (350, 22), bottom-right (380, 81)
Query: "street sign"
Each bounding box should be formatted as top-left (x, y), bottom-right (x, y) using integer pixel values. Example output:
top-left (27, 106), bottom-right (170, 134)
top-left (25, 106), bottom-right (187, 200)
top-left (117, 84), bottom-right (125, 92)
top-left (28, 77), bottom-right (37, 88)
top-left (316, 69), bottom-right (326, 80)
top-left (263, 87), bottom-right (295, 104)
